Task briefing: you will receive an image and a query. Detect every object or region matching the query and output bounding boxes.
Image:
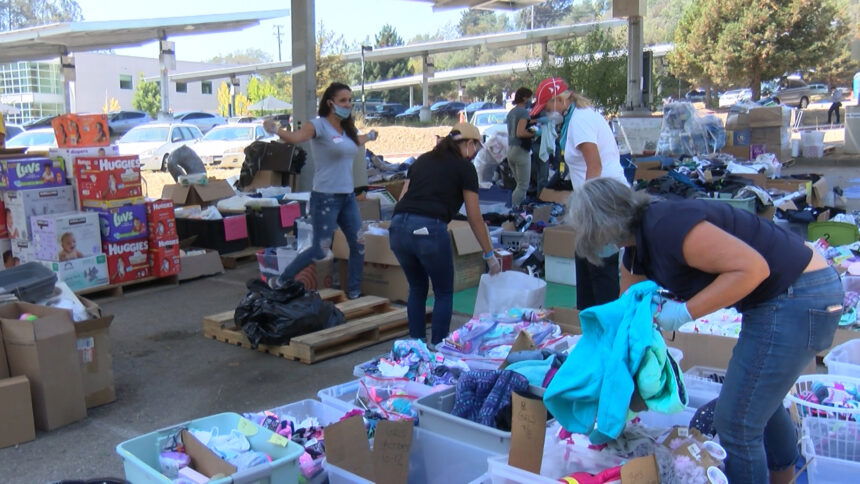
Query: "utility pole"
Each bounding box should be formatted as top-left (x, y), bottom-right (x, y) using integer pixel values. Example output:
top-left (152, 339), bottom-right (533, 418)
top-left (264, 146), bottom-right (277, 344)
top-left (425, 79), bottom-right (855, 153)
top-left (360, 45), bottom-right (373, 118)
top-left (273, 25), bottom-right (284, 62)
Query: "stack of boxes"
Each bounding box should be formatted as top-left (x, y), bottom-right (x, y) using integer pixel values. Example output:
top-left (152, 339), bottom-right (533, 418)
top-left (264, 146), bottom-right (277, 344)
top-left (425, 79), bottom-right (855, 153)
top-left (723, 106), bottom-right (792, 162)
top-left (146, 199), bottom-right (181, 277)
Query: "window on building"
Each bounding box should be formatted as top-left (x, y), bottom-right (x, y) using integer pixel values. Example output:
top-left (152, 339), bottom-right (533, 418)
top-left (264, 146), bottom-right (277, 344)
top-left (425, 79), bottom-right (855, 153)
top-left (176, 82), bottom-right (187, 93)
top-left (201, 81), bottom-right (213, 95)
top-left (119, 74), bottom-right (133, 90)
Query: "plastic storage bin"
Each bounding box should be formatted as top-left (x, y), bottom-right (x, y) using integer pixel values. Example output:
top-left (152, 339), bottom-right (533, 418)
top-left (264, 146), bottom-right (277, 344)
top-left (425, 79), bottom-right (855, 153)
top-left (325, 426), bottom-right (499, 484)
top-left (807, 221), bottom-right (860, 245)
top-left (684, 366), bottom-right (726, 408)
top-left (823, 339), bottom-right (860, 378)
top-left (414, 387), bottom-right (515, 453)
top-left (486, 438), bottom-right (625, 484)
top-left (0, 262), bottom-right (58, 302)
top-left (245, 205), bottom-right (296, 247)
top-left (802, 417), bottom-right (860, 484)
top-left (636, 406), bottom-right (697, 429)
top-left (263, 399), bottom-right (351, 427)
top-left (317, 380), bottom-right (362, 414)
top-left (116, 412), bottom-right (304, 484)
top-left (697, 195), bottom-right (756, 213)
top-left (500, 230), bottom-right (543, 250)
top-left (786, 374), bottom-right (860, 422)
top-left (176, 216), bottom-right (249, 254)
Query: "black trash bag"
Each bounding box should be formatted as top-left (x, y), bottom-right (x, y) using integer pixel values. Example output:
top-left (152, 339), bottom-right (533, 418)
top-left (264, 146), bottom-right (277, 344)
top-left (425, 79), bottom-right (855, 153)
top-left (235, 279), bottom-right (346, 348)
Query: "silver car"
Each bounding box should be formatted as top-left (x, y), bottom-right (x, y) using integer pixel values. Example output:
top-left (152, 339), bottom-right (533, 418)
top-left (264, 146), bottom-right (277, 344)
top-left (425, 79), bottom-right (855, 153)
top-left (172, 111), bottom-right (226, 133)
top-left (117, 123), bottom-right (204, 171)
top-left (719, 89), bottom-right (752, 108)
top-left (774, 78), bottom-right (812, 108)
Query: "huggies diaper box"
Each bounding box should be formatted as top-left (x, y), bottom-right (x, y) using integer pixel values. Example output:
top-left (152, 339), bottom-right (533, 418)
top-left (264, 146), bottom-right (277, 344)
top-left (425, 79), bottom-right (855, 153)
top-left (150, 245), bottom-right (181, 277)
top-left (103, 238), bottom-right (151, 284)
top-left (145, 199), bottom-right (178, 241)
top-left (49, 145), bottom-right (120, 178)
top-left (39, 254), bottom-right (109, 291)
top-left (31, 212), bottom-right (102, 262)
top-left (0, 157), bottom-right (66, 190)
top-left (2, 186), bottom-right (76, 240)
top-left (75, 156), bottom-right (142, 202)
top-left (90, 204), bottom-right (148, 243)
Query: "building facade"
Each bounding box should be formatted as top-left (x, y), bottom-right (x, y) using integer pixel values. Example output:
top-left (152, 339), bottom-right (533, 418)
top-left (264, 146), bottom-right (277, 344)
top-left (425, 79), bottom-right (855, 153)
top-left (1, 52), bottom-right (250, 125)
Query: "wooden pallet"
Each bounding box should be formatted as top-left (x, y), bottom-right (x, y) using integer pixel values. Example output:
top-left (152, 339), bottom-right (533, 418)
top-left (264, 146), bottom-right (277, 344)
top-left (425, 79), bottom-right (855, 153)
top-left (202, 289), bottom-right (425, 364)
top-left (220, 246), bottom-right (262, 269)
top-left (76, 274), bottom-right (180, 298)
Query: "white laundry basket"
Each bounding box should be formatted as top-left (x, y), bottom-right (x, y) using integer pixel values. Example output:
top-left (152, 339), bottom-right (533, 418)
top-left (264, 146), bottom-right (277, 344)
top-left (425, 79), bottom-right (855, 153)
top-left (823, 339), bottom-right (860, 378)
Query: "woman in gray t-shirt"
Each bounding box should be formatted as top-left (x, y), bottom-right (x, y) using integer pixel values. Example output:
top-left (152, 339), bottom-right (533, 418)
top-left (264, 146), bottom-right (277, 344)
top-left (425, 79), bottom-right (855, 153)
top-left (274, 82), bottom-right (379, 298)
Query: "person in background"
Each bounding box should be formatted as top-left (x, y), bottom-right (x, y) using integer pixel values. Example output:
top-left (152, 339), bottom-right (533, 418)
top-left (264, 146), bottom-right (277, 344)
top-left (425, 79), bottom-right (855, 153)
top-left (391, 122), bottom-right (501, 346)
top-left (166, 145), bottom-right (207, 182)
top-left (274, 82), bottom-right (378, 299)
top-left (0, 111), bottom-right (6, 148)
top-left (506, 87), bottom-right (536, 207)
top-left (570, 178), bottom-right (842, 484)
top-left (827, 87), bottom-right (843, 125)
top-left (531, 77), bottom-right (627, 310)
top-left (262, 118), bottom-right (279, 136)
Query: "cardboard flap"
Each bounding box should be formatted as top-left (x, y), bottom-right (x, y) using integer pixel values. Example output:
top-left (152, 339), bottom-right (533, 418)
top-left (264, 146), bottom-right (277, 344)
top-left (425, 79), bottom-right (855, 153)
top-left (508, 392), bottom-right (547, 474)
top-left (325, 416), bottom-right (375, 481)
top-left (161, 184), bottom-right (190, 204)
top-left (194, 180), bottom-right (235, 202)
top-left (543, 225), bottom-right (577, 259)
top-left (372, 420), bottom-right (413, 484)
top-left (620, 455), bottom-right (660, 484)
top-left (448, 221), bottom-right (482, 255)
top-left (73, 314), bottom-right (114, 334)
top-left (500, 331), bottom-right (537, 370)
top-left (181, 429), bottom-right (237, 478)
top-left (0, 303), bottom-right (75, 342)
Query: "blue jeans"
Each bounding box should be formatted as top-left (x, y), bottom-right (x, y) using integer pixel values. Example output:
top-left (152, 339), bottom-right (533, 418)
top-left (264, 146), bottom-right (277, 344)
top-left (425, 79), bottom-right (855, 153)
top-left (715, 267), bottom-right (843, 483)
top-left (389, 213), bottom-right (454, 344)
top-left (278, 191), bottom-right (364, 295)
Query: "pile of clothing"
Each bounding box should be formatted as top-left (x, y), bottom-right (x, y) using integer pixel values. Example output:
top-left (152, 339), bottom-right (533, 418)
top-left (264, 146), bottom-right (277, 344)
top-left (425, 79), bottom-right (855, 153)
top-left (158, 425), bottom-right (273, 483)
top-left (355, 339), bottom-right (468, 386)
top-left (797, 379), bottom-right (860, 419)
top-left (678, 308), bottom-right (743, 337)
top-left (813, 237), bottom-right (860, 328)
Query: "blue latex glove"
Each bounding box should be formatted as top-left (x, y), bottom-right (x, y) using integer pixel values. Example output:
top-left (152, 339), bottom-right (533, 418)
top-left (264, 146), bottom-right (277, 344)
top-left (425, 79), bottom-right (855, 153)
top-left (651, 295), bottom-right (692, 331)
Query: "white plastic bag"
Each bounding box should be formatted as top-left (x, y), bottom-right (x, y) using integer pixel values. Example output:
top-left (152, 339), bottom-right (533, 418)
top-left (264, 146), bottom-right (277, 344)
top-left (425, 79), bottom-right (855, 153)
top-left (473, 271), bottom-right (547, 316)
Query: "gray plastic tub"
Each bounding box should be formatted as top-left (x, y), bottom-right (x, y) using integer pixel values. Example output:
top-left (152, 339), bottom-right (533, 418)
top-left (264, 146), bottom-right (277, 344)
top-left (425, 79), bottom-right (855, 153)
top-left (0, 262), bottom-right (57, 302)
top-left (414, 387), bottom-right (514, 454)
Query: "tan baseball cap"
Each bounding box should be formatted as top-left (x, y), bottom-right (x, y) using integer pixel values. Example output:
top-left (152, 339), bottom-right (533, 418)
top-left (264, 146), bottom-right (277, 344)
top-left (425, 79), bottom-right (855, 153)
top-left (450, 122), bottom-right (482, 143)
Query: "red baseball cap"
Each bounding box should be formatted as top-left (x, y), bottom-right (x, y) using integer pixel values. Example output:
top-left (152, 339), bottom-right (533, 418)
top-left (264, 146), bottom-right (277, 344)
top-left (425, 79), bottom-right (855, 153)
top-left (530, 77), bottom-right (570, 117)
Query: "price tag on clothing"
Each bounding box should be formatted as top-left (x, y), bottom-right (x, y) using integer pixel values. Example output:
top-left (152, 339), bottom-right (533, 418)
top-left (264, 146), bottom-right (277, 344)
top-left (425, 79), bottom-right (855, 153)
top-left (268, 433), bottom-right (289, 447)
top-left (332, 136), bottom-right (344, 144)
top-left (237, 418), bottom-right (259, 437)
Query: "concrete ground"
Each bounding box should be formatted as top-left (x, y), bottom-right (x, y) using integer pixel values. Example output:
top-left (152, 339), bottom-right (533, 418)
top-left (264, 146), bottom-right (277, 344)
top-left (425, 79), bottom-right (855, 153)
top-left (0, 262), bottom-right (460, 483)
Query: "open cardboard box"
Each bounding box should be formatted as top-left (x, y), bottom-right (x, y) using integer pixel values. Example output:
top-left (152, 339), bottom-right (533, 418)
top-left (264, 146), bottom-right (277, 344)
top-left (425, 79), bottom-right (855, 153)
top-left (538, 188), bottom-right (572, 206)
top-left (76, 297), bottom-right (116, 408)
top-left (325, 416), bottom-right (413, 484)
top-left (0, 375), bottom-right (35, 449)
top-left (161, 179), bottom-right (235, 207)
top-left (178, 238), bottom-right (225, 281)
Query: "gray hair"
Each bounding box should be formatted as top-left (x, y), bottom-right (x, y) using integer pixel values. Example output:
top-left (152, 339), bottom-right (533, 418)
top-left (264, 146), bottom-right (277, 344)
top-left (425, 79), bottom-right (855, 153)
top-left (565, 178), bottom-right (651, 265)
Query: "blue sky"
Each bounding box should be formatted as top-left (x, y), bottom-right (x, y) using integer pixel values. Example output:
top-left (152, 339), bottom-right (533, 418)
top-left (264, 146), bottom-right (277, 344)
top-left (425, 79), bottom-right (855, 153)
top-left (75, 0), bottom-right (477, 63)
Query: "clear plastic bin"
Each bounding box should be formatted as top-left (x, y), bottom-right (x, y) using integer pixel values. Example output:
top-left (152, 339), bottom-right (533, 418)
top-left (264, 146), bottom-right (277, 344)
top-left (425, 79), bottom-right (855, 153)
top-left (802, 417), bottom-right (860, 484)
top-left (414, 387), bottom-right (515, 454)
top-left (317, 380), bottom-right (361, 415)
top-left (636, 406), bottom-right (697, 429)
top-left (115, 412), bottom-right (304, 484)
top-left (684, 366), bottom-right (726, 408)
top-left (263, 399), bottom-right (352, 427)
top-left (325, 426), bottom-right (499, 484)
top-left (823, 339), bottom-right (860, 378)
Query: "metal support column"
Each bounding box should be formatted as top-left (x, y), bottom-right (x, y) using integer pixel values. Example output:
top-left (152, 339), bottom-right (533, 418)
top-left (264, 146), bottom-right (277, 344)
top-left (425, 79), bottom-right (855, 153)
top-left (541, 39), bottom-right (548, 64)
top-left (292, 0), bottom-right (317, 191)
top-left (409, 86), bottom-right (414, 107)
top-left (419, 54), bottom-right (432, 123)
top-left (624, 15), bottom-right (644, 112)
top-left (60, 52), bottom-right (75, 113)
top-left (158, 36), bottom-right (175, 121)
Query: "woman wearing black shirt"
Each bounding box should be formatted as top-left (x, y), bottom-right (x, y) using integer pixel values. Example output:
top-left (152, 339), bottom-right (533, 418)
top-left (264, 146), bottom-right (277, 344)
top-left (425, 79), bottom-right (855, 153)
top-left (391, 122), bottom-right (501, 345)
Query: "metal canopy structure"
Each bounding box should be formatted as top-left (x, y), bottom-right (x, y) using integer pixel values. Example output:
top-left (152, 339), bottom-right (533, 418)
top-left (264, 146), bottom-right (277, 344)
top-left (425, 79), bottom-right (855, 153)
top-left (146, 61), bottom-right (299, 83)
top-left (409, 0), bottom-right (546, 11)
top-left (0, 11), bottom-right (289, 63)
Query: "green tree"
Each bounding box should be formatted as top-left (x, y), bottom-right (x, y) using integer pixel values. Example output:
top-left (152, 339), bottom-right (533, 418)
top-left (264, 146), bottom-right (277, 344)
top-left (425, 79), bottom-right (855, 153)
top-left (644, 0), bottom-right (690, 45)
top-left (208, 48), bottom-right (272, 65)
top-left (457, 9), bottom-right (510, 36)
top-left (365, 25), bottom-right (414, 104)
top-left (131, 75), bottom-right (161, 117)
top-left (1, 0), bottom-right (82, 31)
top-left (515, 1), bottom-right (573, 29)
top-left (315, 23), bottom-right (352, 98)
top-left (246, 76), bottom-right (279, 104)
top-left (671, 0), bottom-right (853, 100)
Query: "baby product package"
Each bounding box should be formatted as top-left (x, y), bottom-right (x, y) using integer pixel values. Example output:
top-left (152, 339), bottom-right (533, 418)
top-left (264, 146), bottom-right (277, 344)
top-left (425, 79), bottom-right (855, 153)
top-left (49, 145), bottom-right (120, 178)
top-left (0, 157), bottom-right (66, 190)
top-left (90, 203), bottom-right (148, 243)
top-left (76, 156), bottom-right (142, 202)
top-left (2, 186), bottom-right (76, 240)
top-left (39, 254), bottom-right (109, 291)
top-left (149, 245), bottom-right (181, 277)
top-left (145, 199), bottom-right (178, 242)
top-left (31, 211), bottom-right (102, 262)
top-left (51, 114), bottom-right (110, 148)
top-left (10, 238), bottom-right (37, 264)
top-left (103, 238), bottom-right (150, 284)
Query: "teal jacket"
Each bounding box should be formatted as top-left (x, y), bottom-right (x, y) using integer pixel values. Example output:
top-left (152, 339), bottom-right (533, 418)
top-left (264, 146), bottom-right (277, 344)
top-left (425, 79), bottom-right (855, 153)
top-left (543, 281), bottom-right (687, 444)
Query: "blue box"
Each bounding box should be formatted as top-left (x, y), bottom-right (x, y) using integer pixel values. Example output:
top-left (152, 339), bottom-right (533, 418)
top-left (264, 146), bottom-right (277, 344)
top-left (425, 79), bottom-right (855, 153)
top-left (89, 203), bottom-right (148, 243)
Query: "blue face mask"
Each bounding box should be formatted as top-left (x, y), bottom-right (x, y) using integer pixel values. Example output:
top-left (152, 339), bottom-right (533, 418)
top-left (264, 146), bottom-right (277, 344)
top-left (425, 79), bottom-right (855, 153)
top-left (598, 244), bottom-right (619, 258)
top-left (332, 104), bottom-right (352, 119)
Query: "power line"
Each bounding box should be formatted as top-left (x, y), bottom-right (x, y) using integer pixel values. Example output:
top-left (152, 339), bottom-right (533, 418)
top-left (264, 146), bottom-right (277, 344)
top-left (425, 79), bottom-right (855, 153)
top-left (273, 25), bottom-right (284, 62)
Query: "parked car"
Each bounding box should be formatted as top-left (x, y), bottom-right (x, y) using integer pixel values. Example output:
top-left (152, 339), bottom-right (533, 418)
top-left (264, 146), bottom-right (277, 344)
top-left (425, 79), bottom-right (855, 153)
top-left (107, 110), bottom-right (152, 136)
top-left (718, 89), bottom-right (752, 108)
top-left (431, 101), bottom-right (466, 119)
top-left (685, 89), bottom-right (706, 103)
top-left (807, 83), bottom-right (829, 96)
top-left (774, 78), bottom-right (812, 108)
top-left (394, 105), bottom-right (423, 121)
top-left (471, 108), bottom-right (507, 140)
top-left (116, 123), bottom-right (204, 171)
top-left (227, 116), bottom-right (258, 123)
top-left (5, 128), bottom-right (57, 152)
top-left (266, 113), bottom-right (292, 130)
top-left (191, 123), bottom-right (273, 166)
top-left (3, 123), bottom-right (24, 140)
top-left (172, 111), bottom-right (226, 133)
top-left (23, 115), bottom-right (57, 130)
top-left (464, 101), bottom-right (502, 121)
top-left (365, 103), bottom-right (407, 122)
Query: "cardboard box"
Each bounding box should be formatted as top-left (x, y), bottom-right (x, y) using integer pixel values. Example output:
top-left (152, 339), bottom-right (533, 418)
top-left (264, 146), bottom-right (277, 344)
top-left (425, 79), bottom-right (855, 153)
top-left (725, 112), bottom-right (750, 130)
top-left (720, 145), bottom-right (750, 160)
top-left (0, 325), bottom-right (8, 377)
top-left (245, 170), bottom-right (287, 190)
top-left (49, 145), bottom-right (120, 178)
top-left (542, 225), bottom-right (576, 258)
top-left (332, 220), bottom-right (485, 301)
top-left (89, 203), bottom-right (148, 242)
top-left (102, 238), bottom-right (151, 284)
top-left (538, 188), bottom-right (572, 206)
top-left (549, 306), bottom-right (581, 335)
top-left (633, 161), bottom-right (669, 181)
top-left (545, 255), bottom-right (577, 286)
top-left (145, 199), bottom-right (178, 242)
top-left (0, 376), bottom-right (35, 449)
top-left (150, 245), bottom-right (181, 277)
top-left (75, 297), bottom-right (116, 408)
top-left (358, 198), bottom-right (381, 221)
top-left (10, 238), bottom-right (37, 264)
top-left (0, 157), bottom-right (66, 190)
top-left (31, 211), bottom-right (102, 262)
top-left (51, 114), bottom-right (110, 148)
top-left (665, 330), bottom-right (816, 374)
top-left (326, 416), bottom-right (413, 484)
top-left (0, 302), bottom-right (87, 431)
top-left (178, 248), bottom-right (224, 281)
top-left (39, 254), bottom-right (110, 291)
top-left (162, 179), bottom-right (235, 207)
top-left (765, 177), bottom-right (810, 194)
top-left (75, 156), bottom-right (142, 202)
top-left (729, 129), bottom-right (751, 147)
top-left (750, 127), bottom-right (790, 146)
top-left (748, 106), bottom-right (791, 128)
